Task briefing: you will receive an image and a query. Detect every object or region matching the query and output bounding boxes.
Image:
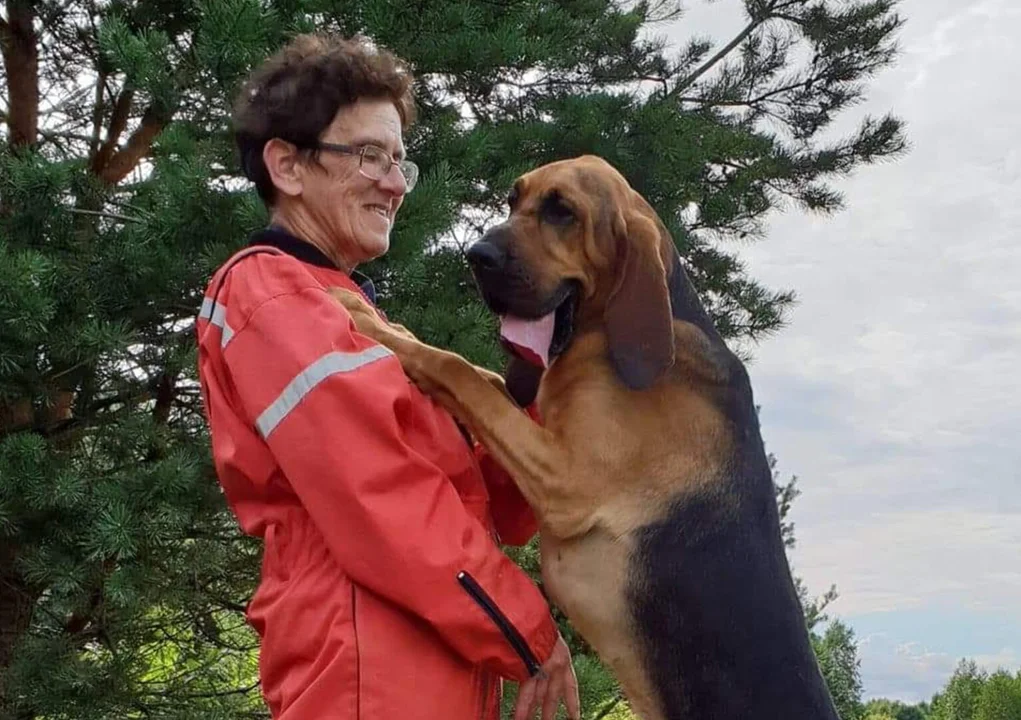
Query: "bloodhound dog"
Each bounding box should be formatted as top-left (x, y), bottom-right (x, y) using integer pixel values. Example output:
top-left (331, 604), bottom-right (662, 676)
top-left (331, 156), bottom-right (840, 720)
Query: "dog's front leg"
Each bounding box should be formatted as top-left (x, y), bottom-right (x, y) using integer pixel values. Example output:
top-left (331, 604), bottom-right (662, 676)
top-left (398, 341), bottom-right (591, 539)
top-left (328, 288), bottom-right (591, 539)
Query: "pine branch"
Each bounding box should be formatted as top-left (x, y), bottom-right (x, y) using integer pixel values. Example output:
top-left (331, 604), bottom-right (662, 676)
top-left (89, 86), bottom-right (133, 175)
top-left (63, 557), bottom-right (116, 638)
top-left (141, 681), bottom-right (261, 700)
top-left (5, 387), bottom-right (155, 441)
top-left (137, 634), bottom-right (251, 688)
top-left (0, 398), bottom-right (33, 434)
top-left (66, 206), bottom-right (144, 223)
top-left (592, 696), bottom-right (624, 720)
top-left (96, 104), bottom-right (167, 185)
top-left (676, 75), bottom-right (815, 109)
top-left (91, 23), bottom-right (202, 185)
top-left (152, 371), bottom-right (177, 426)
top-left (89, 67), bottom-right (108, 157)
top-left (0, 0), bottom-right (39, 148)
top-left (669, 22), bottom-right (770, 99)
top-left (141, 370), bottom-right (178, 462)
top-left (667, 0), bottom-right (797, 101)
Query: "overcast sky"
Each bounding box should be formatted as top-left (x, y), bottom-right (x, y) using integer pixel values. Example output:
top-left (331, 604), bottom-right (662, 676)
top-left (662, 0), bottom-right (1021, 703)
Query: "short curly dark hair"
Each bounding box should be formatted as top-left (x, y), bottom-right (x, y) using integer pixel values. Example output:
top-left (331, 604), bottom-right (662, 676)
top-left (232, 33), bottom-right (416, 205)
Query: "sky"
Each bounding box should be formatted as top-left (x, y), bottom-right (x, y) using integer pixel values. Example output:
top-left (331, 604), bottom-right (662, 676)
top-left (660, 0), bottom-right (1021, 703)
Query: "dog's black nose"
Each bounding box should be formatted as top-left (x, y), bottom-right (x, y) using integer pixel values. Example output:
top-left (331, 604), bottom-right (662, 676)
top-left (466, 240), bottom-right (506, 272)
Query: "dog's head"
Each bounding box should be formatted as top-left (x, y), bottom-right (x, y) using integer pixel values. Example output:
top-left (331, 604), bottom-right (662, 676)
top-left (468, 155), bottom-right (676, 394)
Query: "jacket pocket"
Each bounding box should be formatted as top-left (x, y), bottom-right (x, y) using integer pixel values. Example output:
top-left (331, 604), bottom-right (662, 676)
top-left (457, 570), bottom-right (541, 677)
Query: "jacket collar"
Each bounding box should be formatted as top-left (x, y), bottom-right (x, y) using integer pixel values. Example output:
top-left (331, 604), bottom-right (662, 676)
top-left (248, 225), bottom-right (378, 304)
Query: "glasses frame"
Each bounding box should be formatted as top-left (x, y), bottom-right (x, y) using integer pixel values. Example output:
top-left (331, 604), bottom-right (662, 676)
top-left (312, 141), bottom-right (419, 192)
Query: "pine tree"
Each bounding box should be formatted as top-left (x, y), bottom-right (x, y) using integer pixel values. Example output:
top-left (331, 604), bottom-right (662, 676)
top-left (0, 0), bottom-right (906, 717)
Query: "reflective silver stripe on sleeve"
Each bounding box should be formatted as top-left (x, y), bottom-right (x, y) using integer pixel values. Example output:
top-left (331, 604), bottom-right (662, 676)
top-left (256, 345), bottom-right (394, 439)
top-left (199, 297), bottom-right (236, 349)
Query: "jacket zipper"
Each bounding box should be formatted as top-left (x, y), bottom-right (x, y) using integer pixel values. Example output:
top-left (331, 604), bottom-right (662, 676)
top-left (457, 571), bottom-right (541, 677)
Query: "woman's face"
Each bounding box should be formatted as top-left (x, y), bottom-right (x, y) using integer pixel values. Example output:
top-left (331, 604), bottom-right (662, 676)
top-left (289, 98), bottom-right (410, 268)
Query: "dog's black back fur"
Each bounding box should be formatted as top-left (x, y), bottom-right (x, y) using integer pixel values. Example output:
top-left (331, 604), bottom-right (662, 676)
top-left (626, 250), bottom-right (841, 720)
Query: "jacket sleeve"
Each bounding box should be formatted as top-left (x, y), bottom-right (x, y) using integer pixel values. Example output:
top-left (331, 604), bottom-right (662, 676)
top-left (222, 282), bottom-right (557, 682)
top-left (474, 403), bottom-right (542, 546)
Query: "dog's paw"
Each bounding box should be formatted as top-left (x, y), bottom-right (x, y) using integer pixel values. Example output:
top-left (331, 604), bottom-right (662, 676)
top-left (327, 287), bottom-right (372, 315)
top-left (327, 287), bottom-right (386, 336)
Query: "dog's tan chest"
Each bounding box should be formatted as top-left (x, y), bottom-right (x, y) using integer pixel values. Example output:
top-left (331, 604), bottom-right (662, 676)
top-left (539, 529), bottom-right (666, 720)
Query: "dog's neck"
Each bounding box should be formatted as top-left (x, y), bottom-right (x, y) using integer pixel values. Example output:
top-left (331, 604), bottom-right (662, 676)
top-left (665, 246), bottom-right (724, 344)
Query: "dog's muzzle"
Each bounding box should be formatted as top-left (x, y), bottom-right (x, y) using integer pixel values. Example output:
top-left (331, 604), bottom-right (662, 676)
top-left (467, 228), bottom-right (579, 366)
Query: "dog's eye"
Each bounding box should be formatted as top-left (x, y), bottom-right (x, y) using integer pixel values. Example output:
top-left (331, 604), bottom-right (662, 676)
top-left (507, 186), bottom-right (520, 209)
top-left (540, 192), bottom-right (575, 227)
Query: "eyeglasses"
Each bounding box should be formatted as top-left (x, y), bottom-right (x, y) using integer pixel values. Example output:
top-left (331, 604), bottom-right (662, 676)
top-left (313, 141), bottom-right (419, 192)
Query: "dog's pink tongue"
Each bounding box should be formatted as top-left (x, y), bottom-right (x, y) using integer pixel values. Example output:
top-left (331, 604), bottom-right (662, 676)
top-left (499, 313), bottom-right (556, 368)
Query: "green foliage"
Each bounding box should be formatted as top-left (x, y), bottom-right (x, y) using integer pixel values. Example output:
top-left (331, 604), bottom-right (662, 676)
top-left (931, 661), bottom-right (987, 720)
top-left (974, 670), bottom-right (1021, 720)
top-left (813, 620), bottom-right (865, 720)
top-left (865, 697), bottom-right (931, 720)
top-left (928, 661), bottom-right (1021, 720)
top-left (868, 662), bottom-right (1021, 720)
top-left (1, 0), bottom-right (907, 717)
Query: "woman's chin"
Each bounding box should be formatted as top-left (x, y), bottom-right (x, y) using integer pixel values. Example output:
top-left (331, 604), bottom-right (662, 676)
top-left (357, 233), bottom-right (390, 263)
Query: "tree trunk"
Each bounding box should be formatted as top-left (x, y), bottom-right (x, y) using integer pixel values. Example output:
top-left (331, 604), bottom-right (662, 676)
top-left (0, 543), bottom-right (40, 712)
top-left (0, 0), bottom-right (40, 149)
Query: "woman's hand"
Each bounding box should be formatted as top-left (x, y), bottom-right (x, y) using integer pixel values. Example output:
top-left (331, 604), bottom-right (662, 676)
top-left (513, 635), bottom-right (581, 720)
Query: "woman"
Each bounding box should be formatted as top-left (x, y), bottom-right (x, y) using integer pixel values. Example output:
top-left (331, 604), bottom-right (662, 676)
top-left (195, 32), bottom-right (579, 720)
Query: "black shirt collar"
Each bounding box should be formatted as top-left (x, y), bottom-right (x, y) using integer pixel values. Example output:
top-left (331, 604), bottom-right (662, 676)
top-left (248, 225), bottom-right (378, 304)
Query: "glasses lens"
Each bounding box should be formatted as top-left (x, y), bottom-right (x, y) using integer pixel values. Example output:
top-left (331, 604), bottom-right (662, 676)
top-left (359, 146), bottom-right (389, 179)
top-left (356, 145), bottom-right (418, 192)
top-left (399, 160), bottom-right (419, 192)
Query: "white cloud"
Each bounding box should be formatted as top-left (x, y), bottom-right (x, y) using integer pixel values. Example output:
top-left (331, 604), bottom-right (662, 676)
top-left (663, 0), bottom-right (1021, 701)
top-left (791, 509), bottom-right (1021, 616)
top-left (742, 0), bottom-right (1021, 613)
top-left (860, 635), bottom-right (959, 702)
top-left (859, 634), bottom-right (1020, 702)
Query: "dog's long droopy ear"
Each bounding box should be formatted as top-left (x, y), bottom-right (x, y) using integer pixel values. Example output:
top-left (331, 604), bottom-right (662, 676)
top-left (604, 205), bottom-right (675, 390)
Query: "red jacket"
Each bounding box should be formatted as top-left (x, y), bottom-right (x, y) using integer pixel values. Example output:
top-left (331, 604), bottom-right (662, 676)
top-left (196, 227), bottom-right (557, 719)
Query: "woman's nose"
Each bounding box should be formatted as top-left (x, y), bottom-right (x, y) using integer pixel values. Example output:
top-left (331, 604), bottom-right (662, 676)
top-left (378, 164), bottom-right (408, 195)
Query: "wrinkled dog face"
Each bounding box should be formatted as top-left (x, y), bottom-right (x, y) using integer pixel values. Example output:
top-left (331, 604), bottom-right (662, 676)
top-left (468, 155), bottom-right (678, 390)
top-left (465, 157), bottom-right (629, 321)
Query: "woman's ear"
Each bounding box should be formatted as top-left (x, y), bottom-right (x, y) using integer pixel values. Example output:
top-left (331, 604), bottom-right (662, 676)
top-left (262, 138), bottom-right (304, 198)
